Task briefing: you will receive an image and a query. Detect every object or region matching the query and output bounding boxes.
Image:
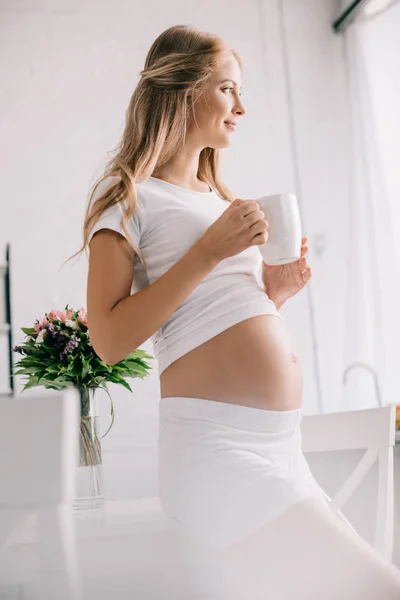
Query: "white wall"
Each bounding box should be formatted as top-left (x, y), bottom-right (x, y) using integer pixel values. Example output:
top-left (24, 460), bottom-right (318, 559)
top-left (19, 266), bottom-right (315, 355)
top-left (0, 0), bottom-right (351, 500)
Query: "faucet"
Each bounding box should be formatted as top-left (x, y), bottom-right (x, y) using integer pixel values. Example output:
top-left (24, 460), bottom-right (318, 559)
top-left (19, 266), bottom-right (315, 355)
top-left (342, 362), bottom-right (383, 407)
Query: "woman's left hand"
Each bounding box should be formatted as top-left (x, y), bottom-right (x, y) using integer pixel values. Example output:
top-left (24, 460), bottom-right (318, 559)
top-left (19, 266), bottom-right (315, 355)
top-left (261, 237), bottom-right (312, 306)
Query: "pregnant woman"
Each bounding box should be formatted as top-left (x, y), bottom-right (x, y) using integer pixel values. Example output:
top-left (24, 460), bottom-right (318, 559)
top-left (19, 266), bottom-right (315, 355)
top-left (77, 24), bottom-right (400, 599)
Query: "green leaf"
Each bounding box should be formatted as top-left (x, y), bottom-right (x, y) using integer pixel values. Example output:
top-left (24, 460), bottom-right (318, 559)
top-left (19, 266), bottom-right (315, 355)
top-left (118, 358), bottom-right (142, 367)
top-left (93, 376), bottom-right (108, 386)
top-left (21, 327), bottom-right (37, 336)
top-left (109, 377), bottom-right (132, 393)
top-left (81, 358), bottom-right (89, 379)
top-left (125, 349), bottom-right (154, 361)
top-left (129, 358), bottom-right (152, 369)
top-left (21, 379), bottom-right (41, 391)
top-left (13, 356), bottom-right (40, 366)
top-left (13, 366), bottom-right (43, 376)
top-left (42, 380), bottom-right (66, 390)
top-left (46, 364), bottom-right (62, 374)
top-left (117, 363), bottom-right (149, 377)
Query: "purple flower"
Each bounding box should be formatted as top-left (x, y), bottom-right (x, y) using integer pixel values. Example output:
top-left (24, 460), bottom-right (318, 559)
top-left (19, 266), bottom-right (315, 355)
top-left (62, 335), bottom-right (80, 356)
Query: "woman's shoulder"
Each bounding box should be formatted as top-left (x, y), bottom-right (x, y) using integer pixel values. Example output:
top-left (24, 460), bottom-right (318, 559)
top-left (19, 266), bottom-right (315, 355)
top-left (91, 174), bottom-right (120, 200)
top-left (92, 174), bottom-right (148, 206)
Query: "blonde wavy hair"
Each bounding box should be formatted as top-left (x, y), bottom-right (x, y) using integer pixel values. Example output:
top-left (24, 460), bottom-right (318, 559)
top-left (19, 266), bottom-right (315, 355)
top-left (66, 24), bottom-right (242, 268)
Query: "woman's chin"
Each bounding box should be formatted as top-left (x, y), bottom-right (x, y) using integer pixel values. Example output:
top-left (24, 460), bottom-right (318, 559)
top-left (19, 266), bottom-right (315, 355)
top-left (209, 137), bottom-right (232, 150)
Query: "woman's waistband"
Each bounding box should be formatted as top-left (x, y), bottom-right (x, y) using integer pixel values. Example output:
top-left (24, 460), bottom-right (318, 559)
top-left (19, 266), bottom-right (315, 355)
top-left (159, 396), bottom-right (302, 433)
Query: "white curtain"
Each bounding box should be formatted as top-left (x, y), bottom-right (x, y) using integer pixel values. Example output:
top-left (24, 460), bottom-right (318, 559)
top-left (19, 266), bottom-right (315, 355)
top-left (341, 3), bottom-right (400, 410)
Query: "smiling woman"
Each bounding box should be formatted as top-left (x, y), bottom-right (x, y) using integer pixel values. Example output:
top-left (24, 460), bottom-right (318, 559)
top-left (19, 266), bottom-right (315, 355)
top-left (173, 53), bottom-right (245, 151)
top-left (220, 78), bottom-right (242, 130)
top-left (70, 23), bottom-right (400, 599)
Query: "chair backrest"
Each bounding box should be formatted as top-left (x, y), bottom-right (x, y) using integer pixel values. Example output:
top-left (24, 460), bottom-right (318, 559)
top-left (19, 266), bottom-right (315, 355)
top-left (0, 388), bottom-right (80, 507)
top-left (301, 405), bottom-right (396, 453)
top-left (301, 405), bottom-right (396, 561)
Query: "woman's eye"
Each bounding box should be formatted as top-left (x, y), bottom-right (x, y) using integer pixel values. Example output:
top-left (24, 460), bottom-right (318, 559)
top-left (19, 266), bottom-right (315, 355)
top-left (222, 87), bottom-right (242, 97)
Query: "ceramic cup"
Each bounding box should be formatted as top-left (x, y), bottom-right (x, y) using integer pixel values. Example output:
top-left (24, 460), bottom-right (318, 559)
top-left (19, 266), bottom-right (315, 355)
top-left (256, 193), bottom-right (302, 266)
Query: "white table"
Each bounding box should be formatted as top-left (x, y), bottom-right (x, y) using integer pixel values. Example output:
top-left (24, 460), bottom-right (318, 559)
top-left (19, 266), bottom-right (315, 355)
top-left (1, 499), bottom-right (222, 600)
top-left (3, 433), bottom-right (400, 598)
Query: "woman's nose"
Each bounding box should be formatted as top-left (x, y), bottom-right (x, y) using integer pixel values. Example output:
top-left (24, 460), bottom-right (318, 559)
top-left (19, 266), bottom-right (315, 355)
top-left (234, 99), bottom-right (246, 116)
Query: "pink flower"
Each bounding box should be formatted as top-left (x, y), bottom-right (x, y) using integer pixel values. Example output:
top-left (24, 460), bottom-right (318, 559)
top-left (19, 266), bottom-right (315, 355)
top-left (64, 308), bottom-right (74, 322)
top-left (35, 329), bottom-right (47, 344)
top-left (47, 308), bottom-right (73, 323)
top-left (77, 307), bottom-right (88, 326)
top-left (47, 310), bottom-right (62, 322)
top-left (34, 317), bottom-right (49, 333)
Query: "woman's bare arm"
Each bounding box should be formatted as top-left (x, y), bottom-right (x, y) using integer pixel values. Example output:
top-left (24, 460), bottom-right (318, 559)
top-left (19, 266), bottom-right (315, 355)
top-left (87, 229), bottom-right (218, 364)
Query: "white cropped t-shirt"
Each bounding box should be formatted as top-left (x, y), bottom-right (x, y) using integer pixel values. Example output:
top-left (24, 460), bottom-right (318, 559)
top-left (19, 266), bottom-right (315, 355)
top-left (88, 175), bottom-right (282, 374)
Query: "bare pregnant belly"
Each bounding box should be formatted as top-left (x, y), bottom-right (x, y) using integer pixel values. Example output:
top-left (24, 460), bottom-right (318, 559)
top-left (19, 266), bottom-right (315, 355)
top-left (159, 315), bottom-right (303, 411)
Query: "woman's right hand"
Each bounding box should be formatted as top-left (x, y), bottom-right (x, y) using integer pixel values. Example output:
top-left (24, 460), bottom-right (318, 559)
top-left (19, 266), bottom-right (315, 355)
top-left (198, 199), bottom-right (269, 263)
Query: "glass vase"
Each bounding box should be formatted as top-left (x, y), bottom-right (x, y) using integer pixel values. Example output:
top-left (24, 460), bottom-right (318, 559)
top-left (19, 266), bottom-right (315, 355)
top-left (74, 386), bottom-right (114, 510)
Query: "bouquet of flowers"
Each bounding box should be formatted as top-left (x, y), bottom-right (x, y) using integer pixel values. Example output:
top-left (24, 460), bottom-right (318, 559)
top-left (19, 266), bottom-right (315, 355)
top-left (12, 304), bottom-right (154, 466)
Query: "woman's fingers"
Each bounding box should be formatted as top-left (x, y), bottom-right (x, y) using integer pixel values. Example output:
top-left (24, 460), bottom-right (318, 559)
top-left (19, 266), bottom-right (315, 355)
top-left (300, 238), bottom-right (311, 283)
top-left (299, 257), bottom-right (308, 270)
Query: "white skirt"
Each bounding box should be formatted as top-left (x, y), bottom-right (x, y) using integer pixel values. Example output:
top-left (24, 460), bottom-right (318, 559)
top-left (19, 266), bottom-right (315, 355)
top-left (158, 396), bottom-right (331, 553)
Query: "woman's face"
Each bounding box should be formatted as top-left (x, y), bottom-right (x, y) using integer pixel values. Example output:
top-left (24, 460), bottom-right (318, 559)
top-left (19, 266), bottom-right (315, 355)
top-left (188, 52), bottom-right (245, 150)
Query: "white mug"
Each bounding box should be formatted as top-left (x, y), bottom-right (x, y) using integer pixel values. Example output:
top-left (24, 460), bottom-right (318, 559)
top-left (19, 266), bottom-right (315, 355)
top-left (256, 193), bottom-right (302, 266)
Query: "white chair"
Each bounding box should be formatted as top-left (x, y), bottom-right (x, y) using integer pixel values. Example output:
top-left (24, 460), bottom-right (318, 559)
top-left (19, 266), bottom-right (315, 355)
top-left (0, 388), bottom-right (82, 600)
top-left (301, 404), bottom-right (396, 563)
